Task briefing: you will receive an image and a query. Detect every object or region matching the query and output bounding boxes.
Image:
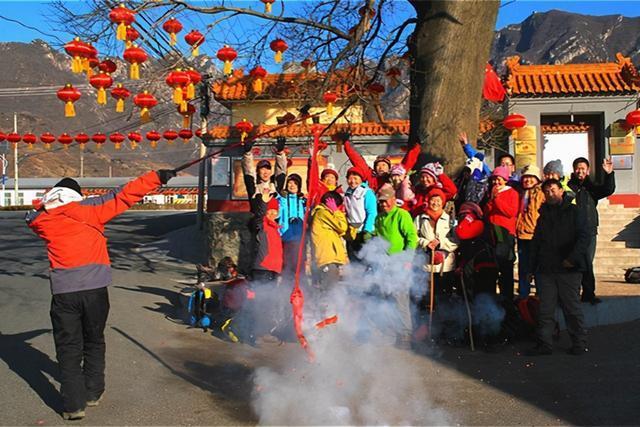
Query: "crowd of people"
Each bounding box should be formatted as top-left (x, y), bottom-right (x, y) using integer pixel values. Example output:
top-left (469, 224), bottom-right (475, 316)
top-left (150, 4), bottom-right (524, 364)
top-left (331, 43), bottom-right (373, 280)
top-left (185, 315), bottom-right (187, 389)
top-left (230, 130), bottom-right (616, 355)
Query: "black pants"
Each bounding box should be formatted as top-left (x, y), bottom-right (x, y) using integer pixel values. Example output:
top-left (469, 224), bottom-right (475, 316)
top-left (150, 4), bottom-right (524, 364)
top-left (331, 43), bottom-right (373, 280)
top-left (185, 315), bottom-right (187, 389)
top-left (581, 233), bottom-right (597, 299)
top-left (50, 287), bottom-right (109, 412)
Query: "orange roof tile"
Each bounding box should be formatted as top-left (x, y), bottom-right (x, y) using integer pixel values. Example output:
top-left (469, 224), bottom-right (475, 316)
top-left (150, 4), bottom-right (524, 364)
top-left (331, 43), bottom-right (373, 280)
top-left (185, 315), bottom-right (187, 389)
top-left (541, 124), bottom-right (591, 134)
top-left (506, 53), bottom-right (640, 97)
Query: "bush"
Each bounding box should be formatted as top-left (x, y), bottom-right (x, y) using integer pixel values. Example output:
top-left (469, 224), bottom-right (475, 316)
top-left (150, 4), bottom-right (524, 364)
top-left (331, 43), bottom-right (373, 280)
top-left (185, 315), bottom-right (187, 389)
top-left (0, 205), bottom-right (33, 211)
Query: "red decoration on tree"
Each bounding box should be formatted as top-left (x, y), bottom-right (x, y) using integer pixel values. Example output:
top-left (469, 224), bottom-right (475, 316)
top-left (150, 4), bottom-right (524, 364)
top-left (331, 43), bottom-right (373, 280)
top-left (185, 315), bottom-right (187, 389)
top-left (367, 82), bottom-right (385, 96)
top-left (133, 91), bottom-right (157, 123)
top-left (184, 30), bottom-right (205, 57)
top-left (163, 129), bottom-right (179, 145)
top-left (75, 133), bottom-right (89, 150)
top-left (300, 58), bottom-right (314, 71)
top-left (270, 38), bottom-right (288, 64)
top-left (98, 59), bottom-right (117, 74)
top-left (178, 103), bottom-right (196, 128)
top-left (123, 45), bottom-right (147, 80)
top-left (234, 119), bottom-right (254, 142)
top-left (111, 83), bottom-right (131, 113)
top-left (109, 4), bottom-right (136, 41)
top-left (216, 45), bottom-right (237, 76)
top-left (89, 73), bottom-right (113, 105)
top-left (162, 18), bottom-right (183, 46)
top-left (165, 69), bottom-right (191, 111)
top-left (322, 91), bottom-right (338, 116)
top-left (483, 63), bottom-right (506, 103)
top-left (178, 128), bottom-right (193, 143)
top-left (260, 0), bottom-right (275, 13)
top-left (249, 66), bottom-right (268, 93)
top-left (109, 132), bottom-right (125, 150)
top-left (58, 133), bottom-right (73, 150)
top-left (22, 133), bottom-right (37, 150)
top-left (7, 132), bottom-right (21, 148)
top-left (64, 38), bottom-right (91, 73)
top-left (185, 68), bottom-right (201, 99)
top-left (626, 109), bottom-right (640, 133)
top-left (146, 130), bottom-right (161, 149)
top-left (91, 132), bottom-right (107, 149)
top-left (57, 84), bottom-right (81, 118)
top-left (385, 67), bottom-right (401, 88)
top-left (125, 26), bottom-right (139, 48)
top-left (40, 132), bottom-right (56, 150)
top-left (503, 113), bottom-right (527, 130)
top-left (127, 131), bottom-right (142, 149)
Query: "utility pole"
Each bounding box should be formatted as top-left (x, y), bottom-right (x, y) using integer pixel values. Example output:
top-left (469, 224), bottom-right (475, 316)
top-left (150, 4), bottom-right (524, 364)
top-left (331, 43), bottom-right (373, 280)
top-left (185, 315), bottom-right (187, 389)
top-left (197, 76), bottom-right (211, 229)
top-left (13, 113), bottom-right (18, 206)
top-left (80, 148), bottom-right (84, 178)
top-left (1, 154), bottom-right (7, 207)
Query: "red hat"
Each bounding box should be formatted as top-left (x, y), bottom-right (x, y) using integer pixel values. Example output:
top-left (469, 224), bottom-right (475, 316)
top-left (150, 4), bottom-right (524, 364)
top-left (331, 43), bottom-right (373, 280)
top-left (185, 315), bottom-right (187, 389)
top-left (373, 155), bottom-right (391, 169)
top-left (321, 168), bottom-right (339, 180)
top-left (346, 167), bottom-right (364, 179)
top-left (266, 197), bottom-right (279, 211)
top-left (458, 201), bottom-right (483, 219)
top-left (427, 187), bottom-right (446, 201)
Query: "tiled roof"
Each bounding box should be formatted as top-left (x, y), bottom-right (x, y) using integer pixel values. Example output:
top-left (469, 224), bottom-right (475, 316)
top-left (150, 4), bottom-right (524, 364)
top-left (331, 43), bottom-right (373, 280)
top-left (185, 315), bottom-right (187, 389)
top-left (83, 187), bottom-right (198, 196)
top-left (541, 124), bottom-right (591, 134)
top-left (506, 53), bottom-right (640, 97)
top-left (206, 120), bottom-right (410, 140)
top-left (212, 69), bottom-right (355, 102)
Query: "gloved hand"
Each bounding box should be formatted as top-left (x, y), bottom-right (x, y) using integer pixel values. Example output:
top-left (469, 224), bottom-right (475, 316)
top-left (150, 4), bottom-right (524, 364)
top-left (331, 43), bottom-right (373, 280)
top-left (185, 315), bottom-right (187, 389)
top-left (325, 197), bottom-right (338, 212)
top-left (361, 231), bottom-right (373, 243)
top-left (158, 169), bottom-right (177, 185)
top-left (432, 162), bottom-right (444, 176)
top-left (243, 139), bottom-right (254, 153)
top-left (333, 131), bottom-right (350, 143)
top-left (275, 136), bottom-right (286, 153)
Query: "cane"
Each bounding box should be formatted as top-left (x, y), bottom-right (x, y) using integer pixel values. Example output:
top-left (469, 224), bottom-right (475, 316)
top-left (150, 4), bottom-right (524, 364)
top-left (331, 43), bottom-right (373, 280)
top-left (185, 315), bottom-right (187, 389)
top-left (428, 250), bottom-right (435, 337)
top-left (460, 271), bottom-right (475, 351)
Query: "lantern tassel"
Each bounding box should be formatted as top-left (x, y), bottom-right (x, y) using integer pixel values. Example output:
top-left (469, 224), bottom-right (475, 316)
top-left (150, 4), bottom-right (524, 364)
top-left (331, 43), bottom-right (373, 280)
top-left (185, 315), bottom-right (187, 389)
top-left (65, 101), bottom-right (76, 118)
top-left (275, 51), bottom-right (282, 63)
top-left (131, 141), bottom-right (138, 150)
top-left (72, 57), bottom-right (82, 73)
top-left (115, 143), bottom-right (121, 150)
top-left (80, 144), bottom-right (85, 151)
top-left (140, 108), bottom-right (150, 123)
top-left (86, 67), bottom-right (93, 80)
top-left (253, 79), bottom-right (263, 93)
top-left (192, 45), bottom-right (200, 57)
top-left (130, 63), bottom-right (140, 80)
top-left (241, 132), bottom-right (247, 142)
top-left (151, 140), bottom-right (157, 149)
top-left (223, 60), bottom-right (232, 75)
top-left (170, 33), bottom-right (177, 46)
top-left (116, 22), bottom-right (127, 41)
top-left (27, 144), bottom-right (33, 151)
top-left (173, 87), bottom-right (183, 105)
top-left (125, 40), bottom-right (132, 49)
top-left (64, 144), bottom-right (69, 150)
top-left (179, 100), bottom-right (188, 113)
top-left (116, 98), bottom-right (125, 113)
top-left (96, 143), bottom-right (102, 150)
top-left (183, 116), bottom-right (190, 128)
top-left (265, 2), bottom-right (272, 13)
top-left (167, 139), bottom-right (174, 145)
top-left (326, 102), bottom-right (334, 116)
top-left (187, 83), bottom-right (195, 100)
top-left (182, 137), bottom-right (189, 144)
top-left (97, 88), bottom-right (107, 105)
top-left (45, 143), bottom-right (51, 150)
top-left (82, 58), bottom-right (90, 72)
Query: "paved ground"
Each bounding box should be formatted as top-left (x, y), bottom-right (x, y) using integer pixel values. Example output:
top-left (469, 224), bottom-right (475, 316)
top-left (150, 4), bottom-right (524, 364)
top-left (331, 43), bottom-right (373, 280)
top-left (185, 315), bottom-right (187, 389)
top-left (1, 210), bottom-right (640, 425)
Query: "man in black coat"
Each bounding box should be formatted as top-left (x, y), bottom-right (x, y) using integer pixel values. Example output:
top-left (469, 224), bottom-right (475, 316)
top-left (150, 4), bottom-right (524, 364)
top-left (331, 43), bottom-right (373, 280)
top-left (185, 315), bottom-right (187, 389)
top-left (527, 179), bottom-right (589, 356)
top-left (568, 157), bottom-right (615, 304)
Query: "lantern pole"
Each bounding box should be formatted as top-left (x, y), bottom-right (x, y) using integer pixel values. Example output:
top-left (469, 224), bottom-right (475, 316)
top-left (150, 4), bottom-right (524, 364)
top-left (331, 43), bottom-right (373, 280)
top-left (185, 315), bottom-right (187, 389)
top-left (196, 75), bottom-right (211, 229)
top-left (13, 112), bottom-right (18, 206)
top-left (80, 149), bottom-right (84, 178)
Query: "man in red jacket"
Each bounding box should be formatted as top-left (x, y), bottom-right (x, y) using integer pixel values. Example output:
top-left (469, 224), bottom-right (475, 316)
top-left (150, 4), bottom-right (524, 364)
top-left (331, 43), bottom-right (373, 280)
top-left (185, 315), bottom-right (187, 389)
top-left (26, 169), bottom-right (175, 420)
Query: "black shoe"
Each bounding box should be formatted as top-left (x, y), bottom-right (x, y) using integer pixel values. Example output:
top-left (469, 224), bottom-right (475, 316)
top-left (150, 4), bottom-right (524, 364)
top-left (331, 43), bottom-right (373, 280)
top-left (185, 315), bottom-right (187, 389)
top-left (62, 409), bottom-right (85, 420)
top-left (525, 344), bottom-right (552, 356)
top-left (581, 295), bottom-right (602, 305)
top-left (566, 346), bottom-right (588, 356)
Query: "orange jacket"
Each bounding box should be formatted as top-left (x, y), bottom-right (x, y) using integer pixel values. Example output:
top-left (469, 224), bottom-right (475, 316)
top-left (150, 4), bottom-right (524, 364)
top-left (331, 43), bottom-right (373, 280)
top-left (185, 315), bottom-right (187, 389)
top-left (516, 185), bottom-right (545, 240)
top-left (26, 171), bottom-right (161, 294)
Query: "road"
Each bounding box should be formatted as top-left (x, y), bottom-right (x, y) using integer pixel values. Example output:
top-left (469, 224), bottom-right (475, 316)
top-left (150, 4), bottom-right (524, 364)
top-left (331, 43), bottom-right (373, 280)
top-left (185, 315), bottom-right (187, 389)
top-left (1, 210), bottom-right (639, 425)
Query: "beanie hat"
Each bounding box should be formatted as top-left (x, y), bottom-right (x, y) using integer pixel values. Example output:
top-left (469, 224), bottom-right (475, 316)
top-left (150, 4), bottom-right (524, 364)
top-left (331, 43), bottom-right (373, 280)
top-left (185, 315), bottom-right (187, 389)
top-left (54, 177), bottom-right (82, 196)
top-left (266, 197), bottom-right (279, 212)
top-left (491, 165), bottom-right (510, 181)
top-left (373, 155), bottom-right (391, 169)
top-left (420, 163), bottom-right (438, 180)
top-left (256, 159), bottom-right (271, 171)
top-left (377, 183), bottom-right (395, 200)
top-left (458, 201), bottom-right (483, 219)
top-left (390, 164), bottom-right (406, 176)
top-left (520, 164), bottom-right (542, 182)
top-left (427, 187), bottom-right (446, 202)
top-left (543, 159), bottom-right (563, 177)
top-left (346, 166), bottom-right (364, 179)
top-left (320, 168), bottom-right (339, 181)
top-left (286, 173), bottom-right (302, 191)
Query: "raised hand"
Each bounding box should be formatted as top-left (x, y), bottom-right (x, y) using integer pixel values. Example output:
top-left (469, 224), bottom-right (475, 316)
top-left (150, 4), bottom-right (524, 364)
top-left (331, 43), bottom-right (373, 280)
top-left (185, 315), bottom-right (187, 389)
top-left (458, 132), bottom-right (468, 147)
top-left (602, 157), bottom-right (614, 174)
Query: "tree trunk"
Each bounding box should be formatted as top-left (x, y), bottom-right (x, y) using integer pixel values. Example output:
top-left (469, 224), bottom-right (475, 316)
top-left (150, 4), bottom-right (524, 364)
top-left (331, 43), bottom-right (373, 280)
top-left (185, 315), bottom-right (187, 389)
top-left (409, 0), bottom-right (499, 171)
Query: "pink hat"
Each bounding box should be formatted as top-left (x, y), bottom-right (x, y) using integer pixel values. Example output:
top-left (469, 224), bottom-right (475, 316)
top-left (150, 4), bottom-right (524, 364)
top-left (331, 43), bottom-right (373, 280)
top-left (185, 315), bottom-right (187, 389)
top-left (491, 165), bottom-right (511, 181)
top-left (420, 164), bottom-right (438, 180)
top-left (390, 164), bottom-right (406, 176)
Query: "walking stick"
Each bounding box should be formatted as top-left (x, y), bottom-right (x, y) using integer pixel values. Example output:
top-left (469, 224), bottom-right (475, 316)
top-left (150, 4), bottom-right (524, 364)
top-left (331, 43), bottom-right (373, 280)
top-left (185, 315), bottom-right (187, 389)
top-left (460, 272), bottom-right (475, 351)
top-left (428, 250), bottom-right (436, 338)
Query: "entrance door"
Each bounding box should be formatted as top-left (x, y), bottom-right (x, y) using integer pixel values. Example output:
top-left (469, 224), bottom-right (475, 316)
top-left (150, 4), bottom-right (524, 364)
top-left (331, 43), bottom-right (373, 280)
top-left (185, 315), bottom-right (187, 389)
top-left (542, 132), bottom-right (590, 178)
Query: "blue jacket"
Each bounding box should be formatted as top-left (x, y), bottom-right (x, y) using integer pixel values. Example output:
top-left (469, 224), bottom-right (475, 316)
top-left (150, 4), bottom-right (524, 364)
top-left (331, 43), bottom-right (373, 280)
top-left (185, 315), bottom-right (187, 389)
top-left (344, 182), bottom-right (377, 233)
top-left (463, 143), bottom-right (492, 177)
top-left (278, 193), bottom-right (306, 242)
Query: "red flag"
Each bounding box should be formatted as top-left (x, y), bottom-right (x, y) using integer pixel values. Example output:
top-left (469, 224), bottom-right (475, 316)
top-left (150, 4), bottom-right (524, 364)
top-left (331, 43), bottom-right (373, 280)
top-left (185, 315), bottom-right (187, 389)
top-left (482, 63), bottom-right (506, 103)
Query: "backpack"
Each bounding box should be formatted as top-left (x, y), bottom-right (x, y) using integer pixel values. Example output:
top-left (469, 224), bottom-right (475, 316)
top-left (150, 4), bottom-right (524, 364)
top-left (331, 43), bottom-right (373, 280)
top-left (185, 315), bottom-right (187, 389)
top-left (187, 287), bottom-right (219, 329)
top-left (625, 267), bottom-right (640, 284)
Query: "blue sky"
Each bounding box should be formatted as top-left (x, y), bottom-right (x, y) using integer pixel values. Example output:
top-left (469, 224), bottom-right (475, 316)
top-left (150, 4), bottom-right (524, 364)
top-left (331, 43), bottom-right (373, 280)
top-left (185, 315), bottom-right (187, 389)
top-left (0, 1), bottom-right (638, 45)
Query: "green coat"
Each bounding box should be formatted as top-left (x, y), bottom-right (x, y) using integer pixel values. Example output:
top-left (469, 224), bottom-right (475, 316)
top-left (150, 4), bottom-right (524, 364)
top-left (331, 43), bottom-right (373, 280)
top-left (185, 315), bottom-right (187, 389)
top-left (374, 206), bottom-right (418, 254)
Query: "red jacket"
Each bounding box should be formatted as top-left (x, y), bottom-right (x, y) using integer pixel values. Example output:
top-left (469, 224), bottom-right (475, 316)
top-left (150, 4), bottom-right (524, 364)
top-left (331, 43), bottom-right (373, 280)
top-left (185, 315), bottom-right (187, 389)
top-left (484, 186), bottom-right (519, 236)
top-left (410, 174), bottom-right (458, 217)
top-left (252, 197), bottom-right (283, 274)
top-left (26, 171), bottom-right (162, 295)
top-left (344, 141), bottom-right (421, 192)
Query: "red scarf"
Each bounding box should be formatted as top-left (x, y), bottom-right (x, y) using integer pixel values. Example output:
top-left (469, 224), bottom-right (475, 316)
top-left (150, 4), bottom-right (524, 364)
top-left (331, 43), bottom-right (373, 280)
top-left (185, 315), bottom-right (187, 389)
top-left (426, 207), bottom-right (443, 228)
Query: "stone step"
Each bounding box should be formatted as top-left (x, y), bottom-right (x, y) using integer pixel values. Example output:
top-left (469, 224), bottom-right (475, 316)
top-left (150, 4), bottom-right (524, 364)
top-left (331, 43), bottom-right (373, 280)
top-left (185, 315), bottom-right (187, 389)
top-left (594, 266), bottom-right (630, 276)
top-left (596, 241), bottom-right (640, 249)
top-left (596, 219), bottom-right (640, 228)
top-left (598, 210), bottom-right (640, 217)
top-left (596, 249), bottom-right (640, 258)
top-left (596, 241), bottom-right (629, 249)
top-left (595, 256), bottom-right (640, 267)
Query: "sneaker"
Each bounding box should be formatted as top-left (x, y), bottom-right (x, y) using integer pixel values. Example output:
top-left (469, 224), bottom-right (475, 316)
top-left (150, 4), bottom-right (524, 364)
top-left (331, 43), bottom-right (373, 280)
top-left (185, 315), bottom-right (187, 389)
top-left (220, 318), bottom-right (239, 343)
top-left (62, 409), bottom-right (85, 420)
top-left (566, 346), bottom-right (588, 356)
top-left (525, 344), bottom-right (552, 356)
top-left (86, 394), bottom-right (103, 407)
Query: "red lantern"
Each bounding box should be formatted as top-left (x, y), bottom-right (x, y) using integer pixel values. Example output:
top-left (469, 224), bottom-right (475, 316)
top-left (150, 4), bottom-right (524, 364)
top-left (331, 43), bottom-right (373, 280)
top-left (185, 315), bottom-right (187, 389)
top-left (165, 69), bottom-right (191, 110)
top-left (128, 131), bottom-right (142, 149)
top-left (89, 73), bottom-right (113, 105)
top-left (109, 132), bottom-right (126, 150)
top-left (163, 129), bottom-right (178, 145)
top-left (146, 130), bottom-right (161, 149)
top-left (57, 84), bottom-right (81, 118)
top-left (300, 58), bottom-right (314, 71)
top-left (133, 91), bottom-right (157, 123)
top-left (234, 119), bottom-right (254, 142)
top-left (0, 131), bottom-right (5, 142)
top-left (86, 56), bottom-right (100, 79)
top-left (178, 128), bottom-right (193, 144)
top-left (125, 26), bottom-right (140, 48)
top-left (58, 133), bottom-right (73, 150)
top-left (22, 133), bottom-right (37, 150)
top-left (92, 132), bottom-right (107, 149)
top-left (162, 18), bottom-right (183, 46)
top-left (184, 30), bottom-right (205, 57)
top-left (98, 59), bottom-right (117, 74)
top-left (249, 66), bottom-right (268, 93)
top-left (64, 38), bottom-right (91, 73)
top-left (185, 68), bottom-right (201, 100)
top-left (75, 133), bottom-right (90, 150)
top-left (111, 83), bottom-right (131, 113)
top-left (322, 91), bottom-right (338, 116)
top-left (123, 45), bottom-right (148, 80)
top-left (216, 45), bottom-right (237, 75)
top-left (367, 82), bottom-right (385, 97)
top-left (270, 38), bottom-right (288, 64)
top-left (7, 132), bottom-right (21, 148)
top-left (40, 132), bottom-right (56, 150)
top-left (81, 43), bottom-right (98, 75)
top-left (260, 0), bottom-right (275, 13)
top-left (109, 4), bottom-right (136, 41)
top-left (503, 113), bottom-right (527, 130)
top-left (178, 103), bottom-right (196, 128)
top-left (386, 67), bottom-right (401, 88)
top-left (626, 109), bottom-right (640, 133)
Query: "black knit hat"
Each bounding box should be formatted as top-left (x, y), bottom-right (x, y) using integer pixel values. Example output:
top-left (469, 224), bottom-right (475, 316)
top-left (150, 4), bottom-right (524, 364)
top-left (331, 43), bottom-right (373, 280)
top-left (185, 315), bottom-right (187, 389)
top-left (287, 173), bottom-right (302, 191)
top-left (54, 177), bottom-right (82, 196)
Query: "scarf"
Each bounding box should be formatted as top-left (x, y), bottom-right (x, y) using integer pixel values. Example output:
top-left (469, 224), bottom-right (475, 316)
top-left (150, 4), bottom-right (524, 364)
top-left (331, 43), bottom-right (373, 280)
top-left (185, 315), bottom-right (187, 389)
top-left (426, 207), bottom-right (443, 228)
top-left (41, 186), bottom-right (83, 210)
